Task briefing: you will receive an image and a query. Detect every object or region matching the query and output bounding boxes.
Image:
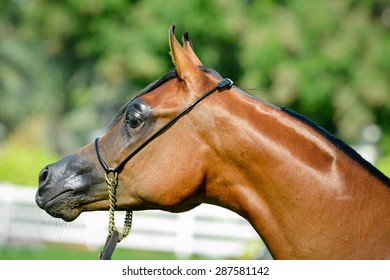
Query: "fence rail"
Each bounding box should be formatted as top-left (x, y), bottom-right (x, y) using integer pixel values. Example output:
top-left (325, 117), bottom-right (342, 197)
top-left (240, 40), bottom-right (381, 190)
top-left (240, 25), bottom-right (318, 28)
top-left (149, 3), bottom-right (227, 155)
top-left (0, 183), bottom-right (266, 259)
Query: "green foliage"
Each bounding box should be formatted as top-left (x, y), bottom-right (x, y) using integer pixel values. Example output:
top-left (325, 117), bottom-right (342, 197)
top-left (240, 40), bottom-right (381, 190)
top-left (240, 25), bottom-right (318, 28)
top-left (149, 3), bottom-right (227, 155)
top-left (0, 115), bottom-right (59, 186)
top-left (376, 156), bottom-right (390, 178)
top-left (1, 0), bottom-right (390, 160)
top-left (0, 143), bottom-right (58, 186)
top-left (377, 134), bottom-right (390, 177)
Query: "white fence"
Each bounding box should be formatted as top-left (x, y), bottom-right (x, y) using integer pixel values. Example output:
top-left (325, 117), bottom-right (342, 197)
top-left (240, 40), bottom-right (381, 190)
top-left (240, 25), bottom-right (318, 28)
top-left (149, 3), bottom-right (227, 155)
top-left (0, 183), bottom-right (267, 259)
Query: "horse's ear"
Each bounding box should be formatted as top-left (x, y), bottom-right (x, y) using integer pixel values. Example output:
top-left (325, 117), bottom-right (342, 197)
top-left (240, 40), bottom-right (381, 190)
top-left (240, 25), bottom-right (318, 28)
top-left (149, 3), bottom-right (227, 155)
top-left (182, 32), bottom-right (203, 66)
top-left (169, 24), bottom-right (206, 88)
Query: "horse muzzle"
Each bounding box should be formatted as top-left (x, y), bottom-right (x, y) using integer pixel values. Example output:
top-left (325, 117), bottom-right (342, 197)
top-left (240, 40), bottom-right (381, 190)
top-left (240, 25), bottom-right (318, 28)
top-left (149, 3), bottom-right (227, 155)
top-left (36, 154), bottom-right (104, 221)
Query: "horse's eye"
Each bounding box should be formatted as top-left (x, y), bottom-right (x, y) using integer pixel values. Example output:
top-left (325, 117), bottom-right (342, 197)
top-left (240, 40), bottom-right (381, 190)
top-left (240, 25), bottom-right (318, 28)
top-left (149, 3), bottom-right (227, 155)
top-left (125, 112), bottom-right (143, 128)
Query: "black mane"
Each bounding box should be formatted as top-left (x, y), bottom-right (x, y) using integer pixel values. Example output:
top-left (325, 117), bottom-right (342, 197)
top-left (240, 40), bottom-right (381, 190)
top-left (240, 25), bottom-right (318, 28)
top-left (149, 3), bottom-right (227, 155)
top-left (280, 107), bottom-right (390, 187)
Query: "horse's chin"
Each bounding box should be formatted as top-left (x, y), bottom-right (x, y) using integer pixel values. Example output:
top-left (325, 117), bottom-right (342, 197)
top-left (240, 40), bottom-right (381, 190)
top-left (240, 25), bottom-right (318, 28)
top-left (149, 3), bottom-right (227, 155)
top-left (36, 191), bottom-right (81, 222)
top-left (52, 209), bottom-right (81, 222)
top-left (43, 200), bottom-right (82, 222)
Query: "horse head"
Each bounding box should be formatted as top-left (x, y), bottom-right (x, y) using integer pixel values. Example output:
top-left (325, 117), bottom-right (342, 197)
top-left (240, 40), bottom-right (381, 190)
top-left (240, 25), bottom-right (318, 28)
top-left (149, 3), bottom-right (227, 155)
top-left (36, 25), bottom-right (230, 222)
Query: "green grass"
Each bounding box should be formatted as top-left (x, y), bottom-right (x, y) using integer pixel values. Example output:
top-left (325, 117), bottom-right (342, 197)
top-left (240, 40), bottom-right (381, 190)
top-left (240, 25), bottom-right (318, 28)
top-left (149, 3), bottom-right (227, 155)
top-left (0, 244), bottom-right (182, 260)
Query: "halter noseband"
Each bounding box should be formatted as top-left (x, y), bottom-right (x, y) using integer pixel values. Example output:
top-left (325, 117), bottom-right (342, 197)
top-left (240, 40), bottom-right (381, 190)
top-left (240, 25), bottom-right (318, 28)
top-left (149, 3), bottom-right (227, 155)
top-left (95, 77), bottom-right (233, 260)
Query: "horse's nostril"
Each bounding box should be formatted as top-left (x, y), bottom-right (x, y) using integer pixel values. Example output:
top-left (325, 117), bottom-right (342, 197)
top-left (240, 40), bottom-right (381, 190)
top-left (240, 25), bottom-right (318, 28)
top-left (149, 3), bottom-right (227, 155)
top-left (38, 166), bottom-right (50, 186)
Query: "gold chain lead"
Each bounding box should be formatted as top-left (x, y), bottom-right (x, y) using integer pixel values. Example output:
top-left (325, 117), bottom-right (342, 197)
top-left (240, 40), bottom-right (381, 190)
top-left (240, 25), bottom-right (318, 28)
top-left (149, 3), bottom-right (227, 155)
top-left (105, 172), bottom-right (132, 242)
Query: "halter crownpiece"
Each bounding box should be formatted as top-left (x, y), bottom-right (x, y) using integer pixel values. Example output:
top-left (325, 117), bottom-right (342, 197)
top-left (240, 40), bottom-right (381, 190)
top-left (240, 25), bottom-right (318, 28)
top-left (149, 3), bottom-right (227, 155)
top-left (95, 77), bottom-right (233, 260)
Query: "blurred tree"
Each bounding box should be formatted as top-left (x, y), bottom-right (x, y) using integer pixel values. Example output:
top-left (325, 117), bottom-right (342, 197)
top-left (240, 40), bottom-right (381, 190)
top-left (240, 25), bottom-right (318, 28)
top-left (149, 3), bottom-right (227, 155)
top-left (0, 0), bottom-right (389, 164)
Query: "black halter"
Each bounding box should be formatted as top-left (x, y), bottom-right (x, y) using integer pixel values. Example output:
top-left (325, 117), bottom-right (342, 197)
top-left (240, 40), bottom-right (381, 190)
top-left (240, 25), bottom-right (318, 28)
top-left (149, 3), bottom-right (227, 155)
top-left (94, 78), bottom-right (233, 175)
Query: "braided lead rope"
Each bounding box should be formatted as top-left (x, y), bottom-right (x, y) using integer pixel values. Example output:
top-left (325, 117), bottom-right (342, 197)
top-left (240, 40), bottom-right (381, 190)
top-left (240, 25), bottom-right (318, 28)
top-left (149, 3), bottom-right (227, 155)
top-left (105, 172), bottom-right (133, 242)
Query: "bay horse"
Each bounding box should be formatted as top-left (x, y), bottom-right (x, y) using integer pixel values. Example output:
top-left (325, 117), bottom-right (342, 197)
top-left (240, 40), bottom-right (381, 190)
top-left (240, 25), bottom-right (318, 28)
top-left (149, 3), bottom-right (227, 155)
top-left (36, 25), bottom-right (390, 259)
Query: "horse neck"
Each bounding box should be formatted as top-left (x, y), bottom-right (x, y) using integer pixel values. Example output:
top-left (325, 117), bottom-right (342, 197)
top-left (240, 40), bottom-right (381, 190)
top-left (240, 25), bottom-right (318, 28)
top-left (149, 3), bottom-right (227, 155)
top-left (202, 89), bottom-right (390, 259)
